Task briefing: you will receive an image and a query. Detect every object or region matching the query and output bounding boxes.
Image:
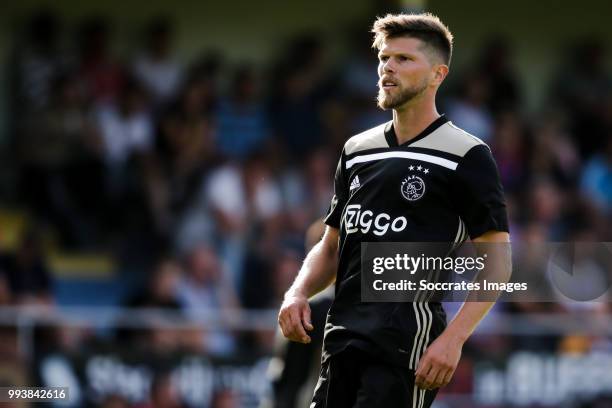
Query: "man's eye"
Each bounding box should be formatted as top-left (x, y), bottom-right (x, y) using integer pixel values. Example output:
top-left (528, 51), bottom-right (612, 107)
top-left (398, 56), bottom-right (408, 62)
top-left (380, 56), bottom-right (389, 62)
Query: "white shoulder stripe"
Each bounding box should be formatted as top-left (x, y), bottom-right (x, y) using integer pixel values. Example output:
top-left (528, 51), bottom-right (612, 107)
top-left (345, 151), bottom-right (458, 170)
top-left (344, 122), bottom-right (388, 155)
top-left (410, 122), bottom-right (485, 157)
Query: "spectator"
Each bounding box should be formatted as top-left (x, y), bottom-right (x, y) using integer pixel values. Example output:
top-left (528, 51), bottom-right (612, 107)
top-left (186, 154), bottom-right (283, 289)
top-left (124, 258), bottom-right (183, 309)
top-left (185, 51), bottom-right (223, 115)
top-left (0, 230), bottom-right (53, 305)
top-left (581, 136), bottom-right (612, 213)
top-left (524, 179), bottom-right (565, 239)
top-left (490, 111), bottom-right (526, 193)
top-left (93, 76), bottom-right (154, 226)
top-left (341, 23), bottom-right (392, 132)
top-left (215, 65), bottom-right (270, 160)
top-left (280, 149), bottom-right (334, 234)
top-left (476, 35), bottom-right (522, 113)
top-left (342, 24), bottom-right (380, 101)
top-left (94, 78), bottom-right (153, 172)
top-left (12, 9), bottom-right (67, 113)
top-left (117, 258), bottom-right (184, 350)
top-left (149, 76), bottom-right (218, 235)
top-left (76, 17), bottom-right (124, 105)
top-left (159, 77), bottom-right (217, 180)
top-left (18, 72), bottom-right (102, 246)
top-left (176, 244), bottom-right (240, 356)
top-left (529, 112), bottom-right (582, 187)
top-left (551, 37), bottom-right (611, 157)
top-left (446, 72), bottom-right (494, 142)
top-left (133, 18), bottom-right (184, 108)
top-left (269, 35), bottom-right (330, 159)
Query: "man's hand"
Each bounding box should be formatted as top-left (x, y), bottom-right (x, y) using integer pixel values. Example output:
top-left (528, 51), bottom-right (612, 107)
top-left (414, 230), bottom-right (510, 390)
top-left (278, 294), bottom-right (314, 344)
top-left (415, 332), bottom-right (463, 390)
top-left (277, 225), bottom-right (338, 344)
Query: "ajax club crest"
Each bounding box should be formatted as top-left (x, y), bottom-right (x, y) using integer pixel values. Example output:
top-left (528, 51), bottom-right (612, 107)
top-left (401, 165), bottom-right (428, 201)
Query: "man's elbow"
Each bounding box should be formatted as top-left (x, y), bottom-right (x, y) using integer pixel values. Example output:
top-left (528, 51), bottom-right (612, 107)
top-left (473, 230), bottom-right (512, 283)
top-left (321, 226), bottom-right (340, 254)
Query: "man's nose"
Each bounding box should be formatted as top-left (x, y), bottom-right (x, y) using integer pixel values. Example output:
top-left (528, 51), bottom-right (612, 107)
top-left (383, 60), bottom-right (394, 73)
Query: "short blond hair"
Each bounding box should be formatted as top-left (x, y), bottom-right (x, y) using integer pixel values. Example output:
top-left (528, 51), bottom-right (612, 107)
top-left (372, 13), bottom-right (454, 66)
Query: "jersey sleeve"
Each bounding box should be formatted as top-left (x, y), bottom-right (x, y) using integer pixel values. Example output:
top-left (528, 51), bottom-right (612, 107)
top-left (324, 150), bottom-right (348, 228)
top-left (453, 144), bottom-right (509, 238)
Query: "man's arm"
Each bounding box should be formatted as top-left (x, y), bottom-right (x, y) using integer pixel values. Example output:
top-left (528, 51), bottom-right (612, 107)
top-left (415, 230), bottom-right (511, 390)
top-left (278, 226), bottom-right (339, 344)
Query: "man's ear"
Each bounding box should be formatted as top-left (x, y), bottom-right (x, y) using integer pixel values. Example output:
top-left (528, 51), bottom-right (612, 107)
top-left (432, 64), bottom-right (449, 86)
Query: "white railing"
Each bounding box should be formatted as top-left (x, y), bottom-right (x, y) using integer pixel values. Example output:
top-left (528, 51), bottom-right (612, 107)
top-left (0, 305), bottom-right (610, 358)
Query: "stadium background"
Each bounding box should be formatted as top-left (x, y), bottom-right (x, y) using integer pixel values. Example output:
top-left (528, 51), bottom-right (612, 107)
top-left (0, 0), bottom-right (611, 406)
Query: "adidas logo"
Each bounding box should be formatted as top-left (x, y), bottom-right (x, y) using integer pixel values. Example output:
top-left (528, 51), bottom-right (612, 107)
top-left (350, 175), bottom-right (361, 191)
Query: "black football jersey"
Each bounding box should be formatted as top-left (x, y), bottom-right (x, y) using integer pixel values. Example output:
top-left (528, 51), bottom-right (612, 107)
top-left (323, 115), bottom-right (509, 369)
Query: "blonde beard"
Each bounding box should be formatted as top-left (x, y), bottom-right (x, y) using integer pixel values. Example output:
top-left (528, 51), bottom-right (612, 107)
top-left (377, 81), bottom-right (429, 110)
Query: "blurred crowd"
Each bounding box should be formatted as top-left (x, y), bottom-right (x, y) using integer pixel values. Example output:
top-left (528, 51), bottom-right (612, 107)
top-left (0, 8), bottom-right (611, 407)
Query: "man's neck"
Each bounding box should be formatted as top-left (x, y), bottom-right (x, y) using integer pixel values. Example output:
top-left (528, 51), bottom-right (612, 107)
top-left (392, 101), bottom-right (440, 145)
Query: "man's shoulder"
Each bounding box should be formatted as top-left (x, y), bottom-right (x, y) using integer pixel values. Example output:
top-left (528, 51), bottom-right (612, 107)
top-left (411, 121), bottom-right (488, 158)
top-left (343, 122), bottom-right (389, 156)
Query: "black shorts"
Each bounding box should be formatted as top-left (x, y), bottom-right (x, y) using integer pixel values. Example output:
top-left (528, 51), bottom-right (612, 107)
top-left (311, 347), bottom-right (438, 408)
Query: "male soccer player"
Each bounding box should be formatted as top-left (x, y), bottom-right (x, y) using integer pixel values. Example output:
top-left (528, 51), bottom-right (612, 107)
top-left (278, 13), bottom-right (510, 407)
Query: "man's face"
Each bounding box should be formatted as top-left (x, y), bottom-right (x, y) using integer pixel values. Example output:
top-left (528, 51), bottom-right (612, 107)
top-left (376, 36), bottom-right (438, 110)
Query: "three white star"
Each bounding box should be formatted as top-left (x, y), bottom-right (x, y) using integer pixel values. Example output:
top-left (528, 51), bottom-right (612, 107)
top-left (409, 164), bottom-right (431, 173)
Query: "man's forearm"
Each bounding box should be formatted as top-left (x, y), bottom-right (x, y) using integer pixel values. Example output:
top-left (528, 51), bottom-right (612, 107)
top-left (286, 227), bottom-right (338, 299)
top-left (444, 230), bottom-right (511, 343)
top-left (443, 301), bottom-right (495, 344)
